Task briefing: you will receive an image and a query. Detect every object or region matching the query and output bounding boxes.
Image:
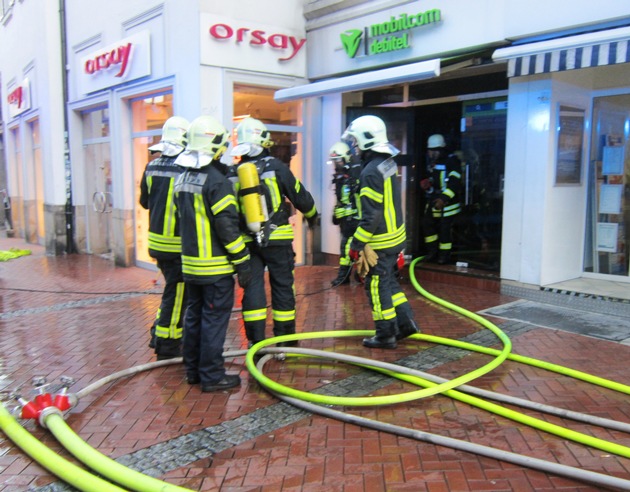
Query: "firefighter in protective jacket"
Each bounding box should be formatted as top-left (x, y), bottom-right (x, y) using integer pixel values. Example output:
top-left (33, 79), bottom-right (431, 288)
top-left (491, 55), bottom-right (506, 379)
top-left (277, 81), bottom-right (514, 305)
top-left (342, 115), bottom-right (420, 349)
top-left (420, 134), bottom-right (462, 264)
top-left (173, 115), bottom-right (252, 392)
top-left (139, 116), bottom-right (189, 360)
top-left (228, 117), bottom-right (318, 347)
top-left (329, 141), bottom-right (361, 286)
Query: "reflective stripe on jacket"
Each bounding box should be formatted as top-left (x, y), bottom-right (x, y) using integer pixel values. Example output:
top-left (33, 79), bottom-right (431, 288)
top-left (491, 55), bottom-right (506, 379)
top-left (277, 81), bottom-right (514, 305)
top-left (139, 155), bottom-right (183, 259)
top-left (352, 155), bottom-right (406, 253)
top-left (175, 163), bottom-right (249, 283)
top-left (229, 155), bottom-right (317, 245)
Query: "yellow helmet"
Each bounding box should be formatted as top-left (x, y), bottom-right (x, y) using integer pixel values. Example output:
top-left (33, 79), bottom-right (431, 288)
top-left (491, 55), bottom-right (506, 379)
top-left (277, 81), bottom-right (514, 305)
top-left (328, 141), bottom-right (351, 164)
top-left (235, 117), bottom-right (273, 148)
top-left (187, 116), bottom-right (229, 155)
top-left (175, 116), bottom-right (229, 168)
top-left (342, 115), bottom-right (399, 156)
top-left (231, 117), bottom-right (274, 158)
top-left (149, 116), bottom-right (189, 156)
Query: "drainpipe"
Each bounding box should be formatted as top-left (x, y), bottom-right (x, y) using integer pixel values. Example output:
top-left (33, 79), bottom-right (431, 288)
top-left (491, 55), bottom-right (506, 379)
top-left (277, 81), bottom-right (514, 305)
top-left (59, 0), bottom-right (76, 254)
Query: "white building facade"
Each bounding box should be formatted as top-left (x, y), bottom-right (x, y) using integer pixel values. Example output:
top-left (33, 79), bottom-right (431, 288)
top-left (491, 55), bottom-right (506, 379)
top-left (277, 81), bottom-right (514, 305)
top-left (0, 0), bottom-right (313, 267)
top-left (289, 0), bottom-right (630, 293)
top-left (1, 0), bottom-right (630, 296)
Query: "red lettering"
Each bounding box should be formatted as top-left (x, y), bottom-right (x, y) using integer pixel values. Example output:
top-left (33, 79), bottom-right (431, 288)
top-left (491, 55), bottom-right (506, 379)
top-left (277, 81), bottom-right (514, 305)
top-left (7, 87), bottom-right (23, 107)
top-left (280, 37), bottom-right (307, 61)
top-left (267, 34), bottom-right (287, 49)
top-left (207, 23), bottom-right (306, 61)
top-left (109, 48), bottom-right (121, 65)
top-left (83, 42), bottom-right (133, 77)
top-left (115, 43), bottom-right (132, 77)
top-left (236, 27), bottom-right (249, 43)
top-left (209, 24), bottom-right (232, 39)
top-left (250, 30), bottom-right (266, 45)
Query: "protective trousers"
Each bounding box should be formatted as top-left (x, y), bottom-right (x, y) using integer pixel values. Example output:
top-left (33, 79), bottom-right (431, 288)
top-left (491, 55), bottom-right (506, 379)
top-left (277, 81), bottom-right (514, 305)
top-left (364, 251), bottom-right (415, 338)
top-left (182, 275), bottom-right (234, 385)
top-left (154, 258), bottom-right (187, 357)
top-left (422, 209), bottom-right (457, 255)
top-left (241, 244), bottom-right (296, 343)
top-left (339, 219), bottom-right (359, 267)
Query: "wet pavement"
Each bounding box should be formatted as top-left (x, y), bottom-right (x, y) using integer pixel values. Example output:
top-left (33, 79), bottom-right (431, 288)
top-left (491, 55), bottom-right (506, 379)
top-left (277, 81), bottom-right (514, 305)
top-left (1, 236), bottom-right (630, 491)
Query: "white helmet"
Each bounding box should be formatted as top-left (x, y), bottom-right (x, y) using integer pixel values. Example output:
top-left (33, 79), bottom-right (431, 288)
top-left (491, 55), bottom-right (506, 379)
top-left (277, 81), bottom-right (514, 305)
top-left (231, 117), bottom-right (273, 158)
top-left (149, 116), bottom-right (189, 156)
top-left (341, 115), bottom-right (399, 156)
top-left (175, 115), bottom-right (229, 168)
top-left (327, 141), bottom-right (351, 165)
top-left (427, 134), bottom-right (446, 149)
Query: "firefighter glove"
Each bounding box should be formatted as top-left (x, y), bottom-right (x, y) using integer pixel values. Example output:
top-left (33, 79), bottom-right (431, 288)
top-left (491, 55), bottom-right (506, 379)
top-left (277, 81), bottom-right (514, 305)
top-left (433, 197), bottom-right (445, 210)
top-left (349, 247), bottom-right (361, 262)
top-left (356, 244), bottom-right (378, 277)
top-left (235, 261), bottom-right (253, 289)
top-left (306, 213), bottom-right (320, 228)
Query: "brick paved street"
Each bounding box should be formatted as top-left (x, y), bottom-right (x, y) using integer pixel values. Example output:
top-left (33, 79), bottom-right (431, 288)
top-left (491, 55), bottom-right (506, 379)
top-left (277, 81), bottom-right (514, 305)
top-left (1, 236), bottom-right (630, 491)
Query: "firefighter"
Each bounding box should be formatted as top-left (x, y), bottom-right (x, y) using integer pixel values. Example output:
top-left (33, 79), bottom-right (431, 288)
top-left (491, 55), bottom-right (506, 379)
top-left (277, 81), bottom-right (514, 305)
top-left (139, 116), bottom-right (189, 360)
top-left (420, 134), bottom-right (463, 264)
top-left (228, 117), bottom-right (318, 347)
top-left (173, 115), bottom-right (252, 392)
top-left (329, 141), bottom-right (361, 286)
top-left (342, 115), bottom-right (420, 349)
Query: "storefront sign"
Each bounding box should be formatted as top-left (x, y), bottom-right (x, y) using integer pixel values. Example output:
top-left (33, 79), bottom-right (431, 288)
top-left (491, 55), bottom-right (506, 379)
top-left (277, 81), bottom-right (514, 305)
top-left (84, 43), bottom-right (132, 77)
top-left (78, 30), bottom-right (151, 95)
top-left (200, 14), bottom-right (306, 78)
top-left (341, 8), bottom-right (441, 58)
top-left (208, 23), bottom-right (306, 61)
top-left (7, 79), bottom-right (31, 118)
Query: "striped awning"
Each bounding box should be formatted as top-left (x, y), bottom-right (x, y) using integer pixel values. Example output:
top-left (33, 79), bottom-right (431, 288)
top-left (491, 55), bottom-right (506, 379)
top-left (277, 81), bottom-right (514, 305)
top-left (493, 26), bottom-right (630, 77)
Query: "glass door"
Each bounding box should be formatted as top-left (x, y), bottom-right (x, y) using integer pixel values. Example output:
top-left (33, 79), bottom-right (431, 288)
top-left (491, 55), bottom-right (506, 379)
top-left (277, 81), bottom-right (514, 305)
top-left (82, 108), bottom-right (113, 257)
top-left (30, 119), bottom-right (44, 244)
top-left (584, 94), bottom-right (630, 276)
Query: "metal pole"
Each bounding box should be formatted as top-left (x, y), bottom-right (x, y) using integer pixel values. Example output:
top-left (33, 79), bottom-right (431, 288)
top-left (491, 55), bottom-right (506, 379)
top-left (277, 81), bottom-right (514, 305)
top-left (59, 0), bottom-right (76, 253)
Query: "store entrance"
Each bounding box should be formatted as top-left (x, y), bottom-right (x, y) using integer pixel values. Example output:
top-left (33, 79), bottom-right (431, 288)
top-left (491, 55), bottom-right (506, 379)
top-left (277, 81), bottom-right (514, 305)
top-left (346, 97), bottom-right (506, 272)
top-left (82, 107), bottom-right (113, 258)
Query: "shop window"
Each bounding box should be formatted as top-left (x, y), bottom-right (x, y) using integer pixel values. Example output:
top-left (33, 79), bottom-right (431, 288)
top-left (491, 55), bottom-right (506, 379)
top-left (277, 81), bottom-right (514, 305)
top-left (29, 119), bottom-right (44, 242)
top-left (232, 84), bottom-right (306, 262)
top-left (131, 92), bottom-right (173, 267)
top-left (584, 94), bottom-right (630, 276)
top-left (9, 126), bottom-right (23, 235)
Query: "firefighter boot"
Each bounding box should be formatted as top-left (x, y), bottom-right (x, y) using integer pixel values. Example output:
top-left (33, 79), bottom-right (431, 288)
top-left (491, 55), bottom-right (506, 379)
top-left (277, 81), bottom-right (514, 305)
top-left (148, 323), bottom-right (157, 349)
top-left (438, 250), bottom-right (451, 265)
top-left (424, 243), bottom-right (438, 263)
top-left (155, 337), bottom-right (182, 360)
top-left (396, 319), bottom-right (420, 341)
top-left (331, 265), bottom-right (352, 286)
top-left (362, 335), bottom-right (397, 349)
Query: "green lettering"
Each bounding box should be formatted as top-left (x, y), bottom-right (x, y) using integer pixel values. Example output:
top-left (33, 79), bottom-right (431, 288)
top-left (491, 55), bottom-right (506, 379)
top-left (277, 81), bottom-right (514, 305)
top-left (425, 9), bottom-right (441, 23)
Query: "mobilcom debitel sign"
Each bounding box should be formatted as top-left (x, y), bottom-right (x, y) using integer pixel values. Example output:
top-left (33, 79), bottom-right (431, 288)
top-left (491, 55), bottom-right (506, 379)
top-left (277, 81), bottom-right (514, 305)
top-left (341, 9), bottom-right (442, 58)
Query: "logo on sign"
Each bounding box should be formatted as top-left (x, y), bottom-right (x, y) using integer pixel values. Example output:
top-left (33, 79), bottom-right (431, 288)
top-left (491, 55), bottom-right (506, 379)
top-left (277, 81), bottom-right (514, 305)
top-left (209, 24), bottom-right (306, 61)
top-left (84, 43), bottom-right (133, 77)
top-left (341, 8), bottom-right (441, 58)
top-left (7, 86), bottom-right (23, 108)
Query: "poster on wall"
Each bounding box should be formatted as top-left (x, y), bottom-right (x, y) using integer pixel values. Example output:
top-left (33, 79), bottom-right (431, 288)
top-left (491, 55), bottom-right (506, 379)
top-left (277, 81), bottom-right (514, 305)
top-left (599, 184), bottom-right (623, 214)
top-left (554, 105), bottom-right (584, 185)
top-left (596, 222), bottom-right (618, 253)
top-left (602, 145), bottom-right (624, 175)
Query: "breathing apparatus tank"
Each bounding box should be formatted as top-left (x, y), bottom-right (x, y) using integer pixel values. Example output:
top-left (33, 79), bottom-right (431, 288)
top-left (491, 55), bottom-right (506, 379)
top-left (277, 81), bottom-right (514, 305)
top-left (237, 162), bottom-right (269, 239)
